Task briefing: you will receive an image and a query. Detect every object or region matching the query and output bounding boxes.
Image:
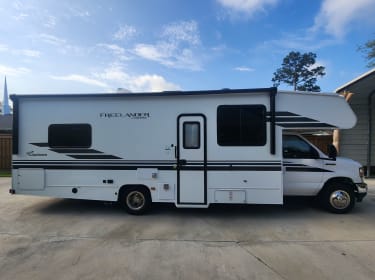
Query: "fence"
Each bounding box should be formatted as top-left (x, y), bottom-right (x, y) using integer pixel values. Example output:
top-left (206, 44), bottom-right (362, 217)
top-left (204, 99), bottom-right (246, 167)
top-left (0, 134), bottom-right (12, 170)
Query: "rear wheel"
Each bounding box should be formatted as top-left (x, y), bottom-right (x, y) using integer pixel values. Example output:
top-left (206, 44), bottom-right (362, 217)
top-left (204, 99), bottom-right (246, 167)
top-left (120, 187), bottom-right (151, 215)
top-left (321, 182), bottom-right (355, 214)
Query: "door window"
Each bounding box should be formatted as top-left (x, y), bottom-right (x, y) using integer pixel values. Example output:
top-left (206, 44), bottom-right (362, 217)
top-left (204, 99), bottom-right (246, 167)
top-left (283, 135), bottom-right (319, 159)
top-left (183, 122), bottom-right (200, 149)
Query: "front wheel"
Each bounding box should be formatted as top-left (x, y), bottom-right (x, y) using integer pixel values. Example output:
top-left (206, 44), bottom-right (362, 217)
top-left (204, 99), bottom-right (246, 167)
top-left (120, 187), bottom-right (151, 215)
top-left (321, 183), bottom-right (355, 214)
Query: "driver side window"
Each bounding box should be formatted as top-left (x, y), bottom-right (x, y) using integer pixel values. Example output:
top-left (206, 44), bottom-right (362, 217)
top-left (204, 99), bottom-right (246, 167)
top-left (283, 135), bottom-right (319, 159)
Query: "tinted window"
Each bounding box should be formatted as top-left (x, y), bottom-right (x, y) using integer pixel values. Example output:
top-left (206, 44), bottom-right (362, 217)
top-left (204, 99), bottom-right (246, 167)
top-left (183, 122), bottom-right (200, 149)
top-left (217, 105), bottom-right (266, 146)
top-left (283, 135), bottom-right (319, 159)
top-left (49, 124), bottom-right (92, 148)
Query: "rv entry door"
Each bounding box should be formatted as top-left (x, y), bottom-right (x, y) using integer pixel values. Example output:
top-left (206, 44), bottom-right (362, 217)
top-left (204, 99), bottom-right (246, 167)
top-left (177, 115), bottom-right (207, 205)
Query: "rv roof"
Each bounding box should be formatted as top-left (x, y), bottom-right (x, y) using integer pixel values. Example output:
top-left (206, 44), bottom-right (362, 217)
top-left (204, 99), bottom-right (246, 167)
top-left (10, 87), bottom-right (277, 100)
top-left (10, 87), bottom-right (339, 100)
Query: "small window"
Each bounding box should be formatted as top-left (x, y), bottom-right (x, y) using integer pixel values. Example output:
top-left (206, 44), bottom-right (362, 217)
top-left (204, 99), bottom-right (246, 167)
top-left (217, 105), bottom-right (266, 146)
top-left (49, 124), bottom-right (92, 148)
top-left (283, 135), bottom-right (319, 159)
top-left (183, 122), bottom-right (200, 149)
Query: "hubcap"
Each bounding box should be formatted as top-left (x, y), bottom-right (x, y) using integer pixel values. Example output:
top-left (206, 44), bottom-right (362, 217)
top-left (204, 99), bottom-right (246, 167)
top-left (126, 191), bottom-right (145, 210)
top-left (329, 190), bottom-right (351, 210)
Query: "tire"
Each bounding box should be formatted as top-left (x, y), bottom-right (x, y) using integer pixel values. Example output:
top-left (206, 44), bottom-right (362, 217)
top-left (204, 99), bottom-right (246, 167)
top-left (321, 182), bottom-right (355, 214)
top-left (120, 187), bottom-right (151, 215)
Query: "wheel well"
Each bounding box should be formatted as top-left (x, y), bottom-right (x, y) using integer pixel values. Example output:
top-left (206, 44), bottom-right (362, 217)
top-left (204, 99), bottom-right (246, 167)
top-left (118, 185), bottom-right (151, 202)
top-left (318, 177), bottom-right (355, 196)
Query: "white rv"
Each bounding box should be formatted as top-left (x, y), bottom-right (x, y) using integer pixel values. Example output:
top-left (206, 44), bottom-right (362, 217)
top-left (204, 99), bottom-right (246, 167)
top-left (10, 87), bottom-right (367, 214)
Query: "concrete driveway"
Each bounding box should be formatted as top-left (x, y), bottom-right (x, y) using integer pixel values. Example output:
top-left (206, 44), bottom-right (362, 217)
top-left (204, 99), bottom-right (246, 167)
top-left (1, 177), bottom-right (375, 280)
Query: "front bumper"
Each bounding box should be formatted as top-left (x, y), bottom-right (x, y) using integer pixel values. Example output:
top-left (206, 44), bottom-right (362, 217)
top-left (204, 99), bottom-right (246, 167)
top-left (355, 183), bottom-right (368, 202)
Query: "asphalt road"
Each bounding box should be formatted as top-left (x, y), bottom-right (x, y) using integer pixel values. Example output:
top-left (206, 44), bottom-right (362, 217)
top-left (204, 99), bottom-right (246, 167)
top-left (1, 177), bottom-right (375, 280)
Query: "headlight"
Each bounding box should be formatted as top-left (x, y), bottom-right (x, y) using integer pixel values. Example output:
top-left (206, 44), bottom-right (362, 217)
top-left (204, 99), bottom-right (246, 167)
top-left (359, 167), bottom-right (365, 178)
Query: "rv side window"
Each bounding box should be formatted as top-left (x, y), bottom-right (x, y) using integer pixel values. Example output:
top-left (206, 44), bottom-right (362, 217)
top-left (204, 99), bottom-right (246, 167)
top-left (217, 105), bottom-right (266, 146)
top-left (48, 124), bottom-right (92, 148)
top-left (183, 122), bottom-right (200, 149)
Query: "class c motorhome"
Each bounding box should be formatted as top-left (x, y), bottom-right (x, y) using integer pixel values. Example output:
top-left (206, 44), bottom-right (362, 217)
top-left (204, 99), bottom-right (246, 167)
top-left (10, 87), bottom-right (367, 214)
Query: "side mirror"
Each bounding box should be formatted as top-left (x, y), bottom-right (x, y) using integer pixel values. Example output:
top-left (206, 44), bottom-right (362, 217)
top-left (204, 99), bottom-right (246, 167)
top-left (327, 144), bottom-right (337, 160)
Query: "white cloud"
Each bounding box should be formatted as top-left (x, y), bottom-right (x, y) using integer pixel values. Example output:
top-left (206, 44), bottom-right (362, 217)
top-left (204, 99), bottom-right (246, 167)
top-left (312, 0), bottom-right (375, 38)
top-left (113, 25), bottom-right (137, 41)
top-left (262, 32), bottom-right (336, 52)
top-left (51, 74), bottom-right (108, 88)
top-left (217, 0), bottom-right (279, 16)
top-left (17, 49), bottom-right (41, 58)
top-left (0, 43), bottom-right (41, 58)
top-left (134, 44), bottom-right (167, 61)
top-left (0, 44), bottom-right (9, 52)
top-left (133, 20), bottom-right (202, 70)
top-left (129, 74), bottom-right (181, 92)
top-left (12, 13), bottom-right (28, 21)
top-left (234, 66), bottom-right (254, 72)
top-left (44, 15), bottom-right (57, 28)
top-left (69, 8), bottom-right (90, 18)
top-left (162, 20), bottom-right (200, 45)
top-left (52, 65), bottom-right (180, 92)
top-left (94, 64), bottom-right (181, 92)
top-left (39, 34), bottom-right (66, 46)
top-left (134, 43), bottom-right (201, 70)
top-left (97, 43), bottom-right (132, 61)
top-left (94, 64), bottom-right (129, 82)
top-left (11, 2), bottom-right (59, 30)
top-left (36, 34), bottom-right (82, 55)
top-left (0, 65), bottom-right (30, 76)
top-left (13, 1), bottom-right (26, 11)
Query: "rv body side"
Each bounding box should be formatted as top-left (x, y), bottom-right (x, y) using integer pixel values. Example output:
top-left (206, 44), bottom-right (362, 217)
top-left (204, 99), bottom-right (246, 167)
top-left (10, 88), bottom-right (366, 214)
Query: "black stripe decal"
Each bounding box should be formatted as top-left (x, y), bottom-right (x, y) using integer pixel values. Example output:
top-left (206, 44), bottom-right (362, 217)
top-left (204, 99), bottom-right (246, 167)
top-left (50, 149), bottom-right (103, 154)
top-left (13, 160), bottom-right (281, 164)
top-left (277, 123), bottom-right (335, 128)
top-left (190, 166), bottom-right (281, 171)
top-left (12, 165), bottom-right (281, 171)
top-left (67, 155), bottom-right (122, 159)
top-left (286, 167), bottom-right (333, 172)
top-left (12, 162), bottom-right (176, 166)
top-left (30, 142), bottom-right (49, 147)
top-left (267, 111), bottom-right (299, 117)
top-left (13, 165), bottom-right (174, 170)
top-left (275, 117), bottom-right (318, 123)
top-left (13, 161), bottom-right (176, 165)
top-left (182, 162), bottom-right (281, 166)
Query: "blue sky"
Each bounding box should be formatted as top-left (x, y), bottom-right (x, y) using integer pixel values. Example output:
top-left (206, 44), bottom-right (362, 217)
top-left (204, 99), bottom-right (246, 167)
top-left (0, 0), bottom-right (374, 100)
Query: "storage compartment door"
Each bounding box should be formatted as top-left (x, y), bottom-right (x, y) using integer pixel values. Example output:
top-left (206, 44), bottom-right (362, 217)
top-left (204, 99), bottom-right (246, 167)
top-left (18, 168), bottom-right (45, 190)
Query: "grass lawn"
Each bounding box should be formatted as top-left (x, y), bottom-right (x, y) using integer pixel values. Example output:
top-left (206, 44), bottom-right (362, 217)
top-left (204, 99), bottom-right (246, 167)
top-left (0, 170), bottom-right (11, 177)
